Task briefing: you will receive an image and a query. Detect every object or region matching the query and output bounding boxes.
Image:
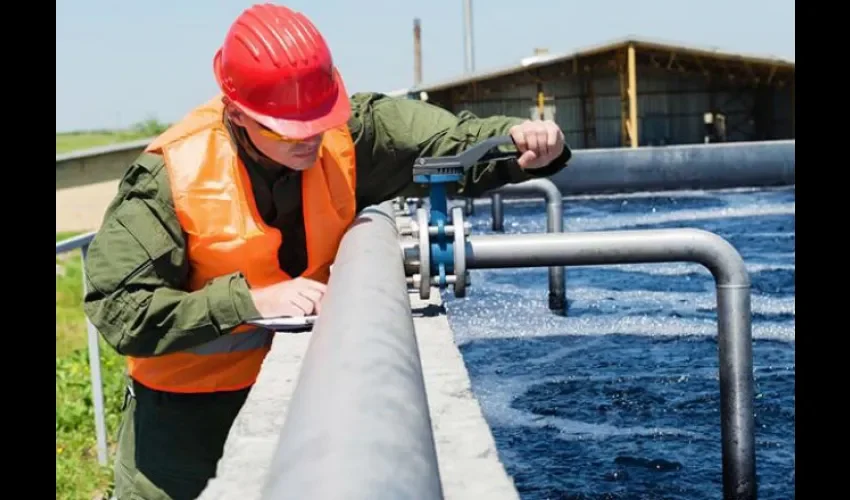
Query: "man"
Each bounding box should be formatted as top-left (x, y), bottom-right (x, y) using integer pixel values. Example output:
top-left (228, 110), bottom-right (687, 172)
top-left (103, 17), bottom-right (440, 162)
top-left (82, 3), bottom-right (570, 499)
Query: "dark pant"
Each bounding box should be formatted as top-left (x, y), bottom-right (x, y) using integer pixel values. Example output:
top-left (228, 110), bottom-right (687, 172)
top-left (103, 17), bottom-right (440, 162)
top-left (113, 379), bottom-right (250, 500)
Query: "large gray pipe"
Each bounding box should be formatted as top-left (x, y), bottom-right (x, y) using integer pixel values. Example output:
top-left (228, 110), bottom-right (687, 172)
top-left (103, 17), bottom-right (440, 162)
top-left (550, 140), bottom-right (794, 195)
top-left (465, 228), bottom-right (756, 500)
top-left (261, 202), bottom-right (443, 500)
top-left (485, 178), bottom-right (567, 314)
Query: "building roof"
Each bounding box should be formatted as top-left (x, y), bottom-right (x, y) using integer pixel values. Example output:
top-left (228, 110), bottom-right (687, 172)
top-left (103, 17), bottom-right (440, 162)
top-left (407, 35), bottom-right (795, 94)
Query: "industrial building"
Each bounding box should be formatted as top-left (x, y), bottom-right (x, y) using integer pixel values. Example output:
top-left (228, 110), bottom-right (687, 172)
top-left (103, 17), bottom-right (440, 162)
top-left (402, 36), bottom-right (794, 149)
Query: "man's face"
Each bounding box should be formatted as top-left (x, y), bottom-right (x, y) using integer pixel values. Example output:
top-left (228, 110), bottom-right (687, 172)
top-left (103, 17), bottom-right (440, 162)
top-left (230, 110), bottom-right (323, 170)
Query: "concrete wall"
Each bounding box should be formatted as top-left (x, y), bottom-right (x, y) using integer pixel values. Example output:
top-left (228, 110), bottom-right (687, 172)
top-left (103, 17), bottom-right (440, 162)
top-left (56, 138), bottom-right (151, 190)
top-left (56, 138), bottom-right (151, 232)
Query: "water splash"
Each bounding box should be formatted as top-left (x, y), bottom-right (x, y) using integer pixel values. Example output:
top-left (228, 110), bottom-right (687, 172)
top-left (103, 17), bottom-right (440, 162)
top-left (445, 186), bottom-right (795, 500)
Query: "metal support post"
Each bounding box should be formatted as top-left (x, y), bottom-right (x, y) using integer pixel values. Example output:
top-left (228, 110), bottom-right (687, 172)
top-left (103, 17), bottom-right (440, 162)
top-left (490, 193), bottom-right (504, 231)
top-left (465, 197), bottom-right (475, 216)
top-left (485, 178), bottom-right (567, 313)
top-left (464, 229), bottom-right (756, 500)
top-left (262, 201), bottom-right (443, 500)
top-left (392, 196), bottom-right (408, 215)
top-left (463, 0), bottom-right (475, 73)
top-left (80, 245), bottom-right (108, 466)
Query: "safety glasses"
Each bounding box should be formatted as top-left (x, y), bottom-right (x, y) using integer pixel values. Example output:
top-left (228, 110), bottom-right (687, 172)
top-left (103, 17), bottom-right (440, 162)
top-left (257, 124), bottom-right (302, 143)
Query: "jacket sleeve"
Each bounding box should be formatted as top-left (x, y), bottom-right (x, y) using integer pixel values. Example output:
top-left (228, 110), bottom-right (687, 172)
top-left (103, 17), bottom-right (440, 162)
top-left (81, 153), bottom-right (261, 358)
top-left (349, 92), bottom-right (572, 209)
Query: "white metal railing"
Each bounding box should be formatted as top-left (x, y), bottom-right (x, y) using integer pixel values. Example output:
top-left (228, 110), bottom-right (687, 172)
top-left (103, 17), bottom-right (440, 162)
top-left (56, 231), bottom-right (108, 465)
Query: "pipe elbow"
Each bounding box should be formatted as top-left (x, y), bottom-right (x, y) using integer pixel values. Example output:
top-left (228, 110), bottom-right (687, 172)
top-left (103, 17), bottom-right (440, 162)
top-left (534, 178), bottom-right (563, 208)
top-left (503, 178), bottom-right (562, 208)
top-left (685, 228), bottom-right (750, 287)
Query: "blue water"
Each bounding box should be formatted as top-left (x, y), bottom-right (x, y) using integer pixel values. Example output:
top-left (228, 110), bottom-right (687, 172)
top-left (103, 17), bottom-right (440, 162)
top-left (443, 186), bottom-right (795, 500)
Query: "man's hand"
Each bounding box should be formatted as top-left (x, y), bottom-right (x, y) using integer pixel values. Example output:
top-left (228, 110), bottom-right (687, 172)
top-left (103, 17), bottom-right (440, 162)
top-left (508, 120), bottom-right (565, 170)
top-left (249, 277), bottom-right (327, 317)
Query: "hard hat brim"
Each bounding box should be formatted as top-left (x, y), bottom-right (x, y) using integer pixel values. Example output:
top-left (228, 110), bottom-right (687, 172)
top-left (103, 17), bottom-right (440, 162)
top-left (215, 50), bottom-right (352, 140)
top-left (242, 69), bottom-right (352, 140)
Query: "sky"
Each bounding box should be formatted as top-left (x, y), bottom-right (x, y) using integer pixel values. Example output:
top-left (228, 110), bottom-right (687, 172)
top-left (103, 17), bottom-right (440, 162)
top-left (55, 0), bottom-right (795, 133)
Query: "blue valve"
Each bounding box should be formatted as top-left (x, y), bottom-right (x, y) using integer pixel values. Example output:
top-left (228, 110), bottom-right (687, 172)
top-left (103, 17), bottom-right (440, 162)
top-left (410, 136), bottom-right (521, 298)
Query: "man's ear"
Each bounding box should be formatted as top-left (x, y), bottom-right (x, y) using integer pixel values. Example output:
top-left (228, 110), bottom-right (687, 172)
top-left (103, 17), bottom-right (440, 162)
top-left (223, 99), bottom-right (246, 126)
top-left (229, 111), bottom-right (246, 127)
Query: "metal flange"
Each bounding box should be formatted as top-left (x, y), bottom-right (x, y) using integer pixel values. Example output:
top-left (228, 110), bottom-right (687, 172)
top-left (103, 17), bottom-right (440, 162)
top-left (450, 206), bottom-right (467, 298)
top-left (415, 208), bottom-right (431, 299)
top-left (407, 205), bottom-right (473, 300)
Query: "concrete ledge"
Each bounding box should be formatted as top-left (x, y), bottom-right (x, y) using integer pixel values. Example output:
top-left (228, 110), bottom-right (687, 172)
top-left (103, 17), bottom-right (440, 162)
top-left (410, 291), bottom-right (519, 500)
top-left (56, 141), bottom-right (151, 191)
top-left (197, 332), bottom-right (313, 500)
top-left (198, 289), bottom-right (518, 500)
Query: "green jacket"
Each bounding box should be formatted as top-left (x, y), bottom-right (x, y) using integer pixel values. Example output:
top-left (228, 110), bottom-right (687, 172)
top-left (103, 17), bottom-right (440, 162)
top-left (82, 92), bottom-right (571, 357)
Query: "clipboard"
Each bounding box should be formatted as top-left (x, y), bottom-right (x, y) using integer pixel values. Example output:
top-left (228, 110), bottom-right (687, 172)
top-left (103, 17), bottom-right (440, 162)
top-left (247, 315), bottom-right (318, 332)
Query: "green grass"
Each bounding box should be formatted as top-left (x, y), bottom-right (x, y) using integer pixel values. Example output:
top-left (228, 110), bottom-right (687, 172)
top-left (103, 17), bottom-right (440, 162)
top-left (56, 131), bottom-right (151, 155)
top-left (56, 119), bottom-right (170, 154)
top-left (56, 231), bottom-right (125, 500)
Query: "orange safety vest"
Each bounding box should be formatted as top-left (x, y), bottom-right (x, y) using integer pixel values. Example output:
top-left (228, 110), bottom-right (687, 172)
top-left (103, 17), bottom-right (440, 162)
top-left (128, 95), bottom-right (357, 393)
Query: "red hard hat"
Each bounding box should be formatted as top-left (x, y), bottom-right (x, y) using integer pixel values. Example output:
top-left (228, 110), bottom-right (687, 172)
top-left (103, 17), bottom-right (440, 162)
top-left (213, 3), bottom-right (351, 139)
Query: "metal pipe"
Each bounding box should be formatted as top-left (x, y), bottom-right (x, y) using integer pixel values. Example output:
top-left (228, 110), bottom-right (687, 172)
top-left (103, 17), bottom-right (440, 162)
top-left (261, 202), bottom-right (443, 500)
top-left (80, 244), bottom-right (108, 466)
top-left (486, 179), bottom-right (567, 313)
top-left (450, 197), bottom-right (474, 216)
top-left (462, 0), bottom-right (475, 73)
top-left (490, 193), bottom-right (503, 231)
top-left (406, 197), bottom-right (423, 210)
top-left (489, 194), bottom-right (503, 231)
top-left (55, 231), bottom-right (95, 253)
top-left (548, 139), bottom-right (795, 195)
top-left (465, 228), bottom-right (756, 500)
top-left (413, 18), bottom-right (422, 86)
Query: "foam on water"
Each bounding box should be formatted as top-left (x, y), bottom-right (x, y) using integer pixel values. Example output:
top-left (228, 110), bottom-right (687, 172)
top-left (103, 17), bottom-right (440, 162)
top-left (443, 186), bottom-right (795, 500)
top-left (469, 200), bottom-right (794, 234)
top-left (468, 373), bottom-right (704, 441)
